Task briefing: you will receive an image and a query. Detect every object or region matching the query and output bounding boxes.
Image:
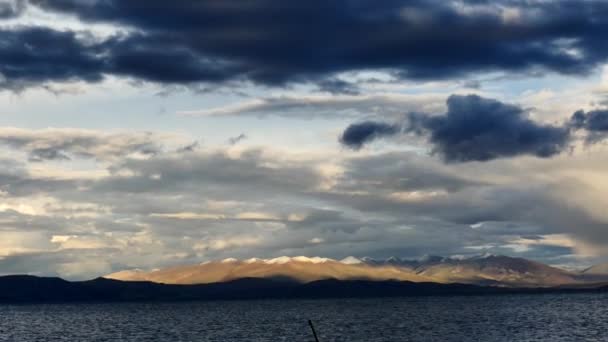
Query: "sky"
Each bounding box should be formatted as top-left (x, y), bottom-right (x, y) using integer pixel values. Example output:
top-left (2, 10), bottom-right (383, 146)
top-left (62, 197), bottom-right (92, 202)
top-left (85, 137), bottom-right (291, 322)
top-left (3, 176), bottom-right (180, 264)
top-left (2, 0), bottom-right (608, 279)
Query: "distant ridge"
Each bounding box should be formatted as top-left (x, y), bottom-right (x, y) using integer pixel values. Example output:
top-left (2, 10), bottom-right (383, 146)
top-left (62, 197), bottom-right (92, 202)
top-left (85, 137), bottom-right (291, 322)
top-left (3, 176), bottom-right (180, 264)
top-left (2, 275), bottom-right (608, 303)
top-left (105, 254), bottom-right (595, 287)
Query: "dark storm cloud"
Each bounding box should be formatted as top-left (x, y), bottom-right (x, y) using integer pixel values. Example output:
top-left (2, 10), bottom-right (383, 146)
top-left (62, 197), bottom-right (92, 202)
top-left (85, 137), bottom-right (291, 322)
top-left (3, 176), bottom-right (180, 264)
top-left (0, 28), bottom-right (105, 90)
top-left (341, 95), bottom-right (573, 162)
top-left (569, 109), bottom-right (608, 143)
top-left (1, 0), bottom-right (607, 89)
top-left (317, 78), bottom-right (360, 95)
top-left (340, 121), bottom-right (400, 149)
top-left (407, 95), bottom-right (572, 162)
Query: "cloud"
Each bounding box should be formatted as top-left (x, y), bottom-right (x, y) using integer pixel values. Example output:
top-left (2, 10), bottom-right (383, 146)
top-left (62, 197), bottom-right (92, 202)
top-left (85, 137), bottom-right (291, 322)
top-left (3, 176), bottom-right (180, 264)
top-left (340, 121), bottom-right (401, 149)
top-left (176, 141), bottom-right (200, 153)
top-left (0, 28), bottom-right (106, 91)
top-left (193, 236), bottom-right (262, 252)
top-left (0, 127), bottom-right (187, 161)
top-left (334, 152), bottom-right (482, 194)
top-left (319, 154), bottom-right (608, 256)
top-left (179, 93), bottom-right (446, 119)
top-left (569, 109), bottom-right (608, 143)
top-left (340, 94), bottom-right (576, 162)
top-left (2, 0), bottom-right (607, 89)
top-left (94, 149), bottom-right (323, 199)
top-left (228, 133), bottom-right (247, 145)
top-left (28, 148), bottom-right (72, 162)
top-left (0, 0), bottom-right (25, 18)
top-left (406, 95), bottom-right (572, 162)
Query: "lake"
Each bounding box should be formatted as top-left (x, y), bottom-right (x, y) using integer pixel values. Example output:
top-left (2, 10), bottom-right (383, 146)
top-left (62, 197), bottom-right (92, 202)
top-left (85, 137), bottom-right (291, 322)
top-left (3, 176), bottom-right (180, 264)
top-left (0, 293), bottom-right (606, 341)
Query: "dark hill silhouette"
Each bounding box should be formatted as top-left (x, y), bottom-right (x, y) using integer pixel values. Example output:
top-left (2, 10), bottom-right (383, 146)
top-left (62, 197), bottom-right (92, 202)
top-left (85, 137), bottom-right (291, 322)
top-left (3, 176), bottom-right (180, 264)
top-left (1, 275), bottom-right (608, 303)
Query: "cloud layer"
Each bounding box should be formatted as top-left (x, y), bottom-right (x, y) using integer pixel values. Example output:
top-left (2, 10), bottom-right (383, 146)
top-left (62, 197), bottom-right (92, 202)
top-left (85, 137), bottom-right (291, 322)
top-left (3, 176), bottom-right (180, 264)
top-left (1, 0), bottom-right (608, 89)
top-left (0, 127), bottom-right (188, 162)
top-left (0, 125), bottom-right (606, 279)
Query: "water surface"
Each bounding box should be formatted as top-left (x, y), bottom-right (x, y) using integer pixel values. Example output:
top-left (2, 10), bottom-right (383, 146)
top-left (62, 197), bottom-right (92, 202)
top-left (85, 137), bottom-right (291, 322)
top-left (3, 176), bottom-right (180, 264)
top-left (0, 293), bottom-right (606, 341)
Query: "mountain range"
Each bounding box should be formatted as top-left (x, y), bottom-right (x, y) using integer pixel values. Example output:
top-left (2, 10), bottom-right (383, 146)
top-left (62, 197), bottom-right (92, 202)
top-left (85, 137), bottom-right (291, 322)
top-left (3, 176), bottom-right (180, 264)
top-left (105, 254), bottom-right (608, 287)
top-left (2, 255), bottom-right (608, 303)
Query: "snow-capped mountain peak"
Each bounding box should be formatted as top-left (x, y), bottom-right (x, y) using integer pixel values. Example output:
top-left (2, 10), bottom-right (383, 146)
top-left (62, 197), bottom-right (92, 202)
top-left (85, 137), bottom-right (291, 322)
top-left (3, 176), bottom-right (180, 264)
top-left (220, 258), bottom-right (238, 263)
top-left (340, 256), bottom-right (363, 264)
top-left (244, 258), bottom-right (262, 264)
top-left (218, 256), bottom-right (336, 265)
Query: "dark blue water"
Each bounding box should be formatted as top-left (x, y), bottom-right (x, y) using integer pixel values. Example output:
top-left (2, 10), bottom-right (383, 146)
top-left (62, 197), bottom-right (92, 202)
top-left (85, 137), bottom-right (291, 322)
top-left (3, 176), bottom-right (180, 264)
top-left (0, 293), bottom-right (606, 341)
